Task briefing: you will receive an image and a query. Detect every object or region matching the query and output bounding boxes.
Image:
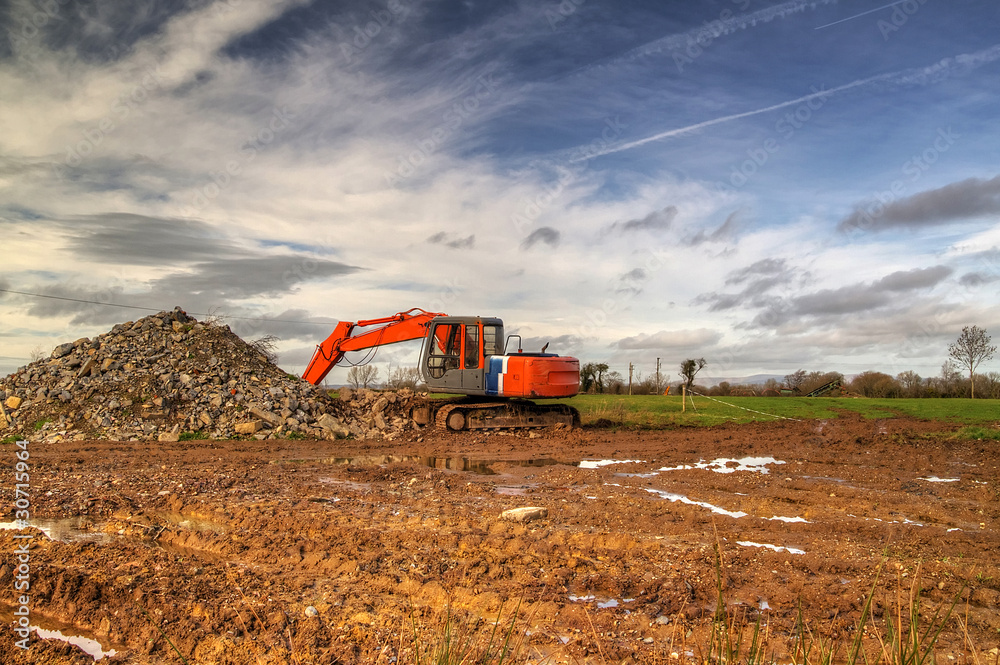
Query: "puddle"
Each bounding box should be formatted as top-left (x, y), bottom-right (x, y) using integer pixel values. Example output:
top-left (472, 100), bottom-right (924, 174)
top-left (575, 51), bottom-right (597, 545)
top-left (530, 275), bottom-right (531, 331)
top-left (567, 594), bottom-right (635, 610)
top-left (643, 490), bottom-right (808, 522)
top-left (659, 457), bottom-right (785, 474)
top-left (0, 606), bottom-right (118, 660)
top-left (321, 455), bottom-right (571, 475)
top-left (919, 476), bottom-right (960, 483)
top-left (579, 459), bottom-right (646, 469)
top-left (0, 518), bottom-right (111, 544)
top-left (318, 477), bottom-right (372, 492)
top-left (849, 514), bottom-right (926, 527)
top-left (737, 540), bottom-right (806, 555)
top-left (495, 485), bottom-right (533, 496)
top-left (155, 512), bottom-right (228, 533)
top-left (645, 489), bottom-right (748, 519)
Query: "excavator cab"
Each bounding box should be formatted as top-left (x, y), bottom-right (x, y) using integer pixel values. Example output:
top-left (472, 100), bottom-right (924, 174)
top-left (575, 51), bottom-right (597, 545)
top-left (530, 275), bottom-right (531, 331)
top-left (421, 316), bottom-right (503, 393)
top-left (420, 316), bottom-right (578, 399)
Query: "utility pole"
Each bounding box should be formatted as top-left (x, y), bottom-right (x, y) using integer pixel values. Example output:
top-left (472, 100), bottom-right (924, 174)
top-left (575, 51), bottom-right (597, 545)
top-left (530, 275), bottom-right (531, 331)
top-left (656, 357), bottom-right (661, 393)
top-left (628, 362), bottom-right (634, 395)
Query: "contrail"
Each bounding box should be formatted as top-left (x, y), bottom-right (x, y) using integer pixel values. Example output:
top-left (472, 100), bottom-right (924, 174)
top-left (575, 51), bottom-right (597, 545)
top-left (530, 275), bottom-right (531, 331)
top-left (607, 0), bottom-right (840, 66)
top-left (570, 44), bottom-right (1000, 162)
top-left (557, 0), bottom-right (840, 80)
top-left (814, 0), bottom-right (908, 30)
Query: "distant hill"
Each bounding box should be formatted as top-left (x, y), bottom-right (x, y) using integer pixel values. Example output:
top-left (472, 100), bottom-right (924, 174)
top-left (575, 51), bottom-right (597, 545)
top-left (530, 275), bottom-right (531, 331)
top-left (699, 374), bottom-right (786, 387)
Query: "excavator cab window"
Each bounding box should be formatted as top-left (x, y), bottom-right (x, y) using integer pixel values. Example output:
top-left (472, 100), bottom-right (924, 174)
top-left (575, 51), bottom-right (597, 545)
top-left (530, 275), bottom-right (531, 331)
top-left (464, 325), bottom-right (479, 369)
top-left (426, 323), bottom-right (461, 379)
top-left (483, 324), bottom-right (502, 357)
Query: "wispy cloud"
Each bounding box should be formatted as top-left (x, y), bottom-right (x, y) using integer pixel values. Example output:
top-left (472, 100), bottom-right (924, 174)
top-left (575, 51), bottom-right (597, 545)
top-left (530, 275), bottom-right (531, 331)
top-left (574, 44), bottom-right (1000, 161)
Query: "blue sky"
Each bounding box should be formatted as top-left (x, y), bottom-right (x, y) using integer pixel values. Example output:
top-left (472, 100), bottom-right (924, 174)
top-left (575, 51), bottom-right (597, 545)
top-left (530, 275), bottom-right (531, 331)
top-left (1, 0), bottom-right (999, 385)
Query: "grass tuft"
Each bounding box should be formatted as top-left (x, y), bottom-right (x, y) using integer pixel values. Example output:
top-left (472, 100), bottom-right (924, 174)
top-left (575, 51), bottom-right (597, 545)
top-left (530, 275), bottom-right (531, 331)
top-left (409, 599), bottom-right (526, 665)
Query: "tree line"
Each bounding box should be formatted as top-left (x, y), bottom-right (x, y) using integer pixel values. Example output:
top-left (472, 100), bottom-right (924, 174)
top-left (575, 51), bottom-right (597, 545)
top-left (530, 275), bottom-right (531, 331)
top-left (582, 325), bottom-right (999, 399)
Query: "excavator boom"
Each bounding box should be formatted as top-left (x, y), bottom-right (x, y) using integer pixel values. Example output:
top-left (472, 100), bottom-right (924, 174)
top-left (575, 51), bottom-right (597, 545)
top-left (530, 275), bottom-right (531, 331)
top-left (302, 308), bottom-right (445, 385)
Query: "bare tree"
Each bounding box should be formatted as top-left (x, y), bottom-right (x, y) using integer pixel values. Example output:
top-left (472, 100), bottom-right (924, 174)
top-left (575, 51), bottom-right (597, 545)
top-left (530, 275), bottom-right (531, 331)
top-left (679, 358), bottom-right (707, 391)
top-left (347, 365), bottom-right (380, 389)
top-left (250, 335), bottom-right (280, 365)
top-left (385, 365), bottom-right (421, 390)
top-left (896, 370), bottom-right (922, 397)
top-left (784, 369), bottom-right (807, 392)
top-left (948, 325), bottom-right (996, 399)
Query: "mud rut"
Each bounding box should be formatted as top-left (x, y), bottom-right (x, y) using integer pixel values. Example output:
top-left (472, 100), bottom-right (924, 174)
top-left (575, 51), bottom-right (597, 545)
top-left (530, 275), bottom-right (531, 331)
top-left (2, 413), bottom-right (999, 664)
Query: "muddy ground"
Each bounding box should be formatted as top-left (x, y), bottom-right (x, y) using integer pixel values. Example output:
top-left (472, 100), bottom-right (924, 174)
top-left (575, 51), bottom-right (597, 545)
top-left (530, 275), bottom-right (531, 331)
top-left (2, 413), bottom-right (999, 664)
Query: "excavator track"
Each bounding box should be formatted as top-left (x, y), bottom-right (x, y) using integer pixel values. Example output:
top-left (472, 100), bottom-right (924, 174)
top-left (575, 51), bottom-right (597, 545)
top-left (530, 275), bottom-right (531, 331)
top-left (424, 399), bottom-right (579, 432)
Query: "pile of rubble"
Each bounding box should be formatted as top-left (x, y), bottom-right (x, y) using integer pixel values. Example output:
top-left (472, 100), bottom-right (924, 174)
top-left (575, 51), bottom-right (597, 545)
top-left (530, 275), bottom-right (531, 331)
top-left (0, 308), bottom-right (420, 442)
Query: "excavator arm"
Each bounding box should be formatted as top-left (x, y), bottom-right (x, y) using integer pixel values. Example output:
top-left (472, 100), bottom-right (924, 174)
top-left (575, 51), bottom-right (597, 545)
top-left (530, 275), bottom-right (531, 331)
top-left (302, 308), bottom-right (446, 385)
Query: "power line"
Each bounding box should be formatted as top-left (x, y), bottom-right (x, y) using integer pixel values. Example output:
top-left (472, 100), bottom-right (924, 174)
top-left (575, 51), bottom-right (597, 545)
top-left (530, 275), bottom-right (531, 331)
top-left (0, 288), bottom-right (333, 326)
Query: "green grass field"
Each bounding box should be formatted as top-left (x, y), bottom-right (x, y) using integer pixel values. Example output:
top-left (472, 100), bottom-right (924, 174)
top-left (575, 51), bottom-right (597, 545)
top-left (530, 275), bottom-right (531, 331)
top-left (547, 394), bottom-right (1000, 429)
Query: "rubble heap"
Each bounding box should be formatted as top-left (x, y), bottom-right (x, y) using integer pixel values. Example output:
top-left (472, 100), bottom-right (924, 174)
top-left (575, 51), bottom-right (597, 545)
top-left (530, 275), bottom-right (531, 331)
top-left (0, 308), bottom-right (420, 442)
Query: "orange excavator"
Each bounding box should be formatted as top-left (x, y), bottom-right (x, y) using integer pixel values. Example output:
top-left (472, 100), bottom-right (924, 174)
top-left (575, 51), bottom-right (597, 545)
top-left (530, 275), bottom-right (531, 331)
top-left (303, 308), bottom-right (580, 430)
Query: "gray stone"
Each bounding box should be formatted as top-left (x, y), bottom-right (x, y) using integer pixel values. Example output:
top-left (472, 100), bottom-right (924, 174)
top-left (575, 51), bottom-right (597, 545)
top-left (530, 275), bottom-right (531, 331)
top-left (51, 343), bottom-right (75, 359)
top-left (317, 413), bottom-right (351, 438)
top-left (249, 406), bottom-right (284, 427)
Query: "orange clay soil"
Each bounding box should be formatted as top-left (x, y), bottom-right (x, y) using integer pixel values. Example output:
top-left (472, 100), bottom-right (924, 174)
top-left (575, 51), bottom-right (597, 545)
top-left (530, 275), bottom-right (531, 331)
top-left (2, 413), bottom-right (998, 664)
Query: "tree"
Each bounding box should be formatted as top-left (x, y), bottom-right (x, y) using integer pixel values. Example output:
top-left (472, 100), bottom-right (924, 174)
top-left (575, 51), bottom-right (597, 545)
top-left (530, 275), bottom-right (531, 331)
top-left (346, 365), bottom-right (379, 389)
top-left (896, 370), bottom-right (922, 397)
top-left (948, 325), bottom-right (996, 399)
top-left (581, 362), bottom-right (610, 393)
top-left (849, 371), bottom-right (900, 398)
top-left (385, 365), bottom-right (421, 390)
top-left (784, 369), bottom-right (807, 392)
top-left (679, 358), bottom-right (706, 392)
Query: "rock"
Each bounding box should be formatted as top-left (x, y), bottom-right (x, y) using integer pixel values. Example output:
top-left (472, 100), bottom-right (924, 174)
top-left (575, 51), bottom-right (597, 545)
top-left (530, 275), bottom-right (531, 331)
top-left (51, 343), bottom-right (75, 359)
top-left (159, 431), bottom-right (180, 442)
top-left (0, 308), bottom-right (424, 443)
top-left (500, 507), bottom-right (548, 523)
top-left (234, 421), bottom-right (261, 435)
top-left (317, 414), bottom-right (351, 438)
top-left (249, 406), bottom-right (284, 427)
top-left (77, 358), bottom-right (98, 378)
top-left (304, 606), bottom-right (319, 618)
